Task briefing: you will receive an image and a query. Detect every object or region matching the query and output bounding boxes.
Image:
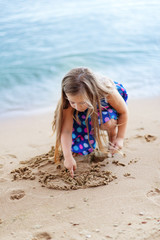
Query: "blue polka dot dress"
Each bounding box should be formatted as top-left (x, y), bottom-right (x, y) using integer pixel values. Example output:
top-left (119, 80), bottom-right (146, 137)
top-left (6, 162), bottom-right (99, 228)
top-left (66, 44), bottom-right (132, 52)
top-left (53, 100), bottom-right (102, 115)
top-left (71, 82), bottom-right (128, 155)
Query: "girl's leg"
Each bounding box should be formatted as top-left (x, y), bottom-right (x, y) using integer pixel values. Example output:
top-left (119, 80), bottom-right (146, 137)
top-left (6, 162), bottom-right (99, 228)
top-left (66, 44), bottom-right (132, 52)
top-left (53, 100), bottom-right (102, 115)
top-left (100, 119), bottom-right (117, 144)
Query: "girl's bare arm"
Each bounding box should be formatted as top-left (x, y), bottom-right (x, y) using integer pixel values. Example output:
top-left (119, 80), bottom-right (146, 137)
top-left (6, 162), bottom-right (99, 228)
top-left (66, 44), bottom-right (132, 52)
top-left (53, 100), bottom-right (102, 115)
top-left (107, 89), bottom-right (128, 139)
top-left (61, 106), bottom-right (73, 158)
top-left (61, 107), bottom-right (77, 177)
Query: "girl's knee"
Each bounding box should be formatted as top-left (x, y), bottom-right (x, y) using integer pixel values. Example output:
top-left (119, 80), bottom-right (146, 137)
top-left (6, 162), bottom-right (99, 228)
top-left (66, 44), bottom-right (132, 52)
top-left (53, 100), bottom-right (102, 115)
top-left (100, 119), bottom-right (117, 131)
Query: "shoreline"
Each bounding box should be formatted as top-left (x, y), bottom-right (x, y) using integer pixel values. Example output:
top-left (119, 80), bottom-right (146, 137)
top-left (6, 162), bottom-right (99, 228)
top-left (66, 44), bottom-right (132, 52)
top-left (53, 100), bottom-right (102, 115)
top-left (0, 94), bottom-right (159, 122)
top-left (0, 97), bottom-right (160, 239)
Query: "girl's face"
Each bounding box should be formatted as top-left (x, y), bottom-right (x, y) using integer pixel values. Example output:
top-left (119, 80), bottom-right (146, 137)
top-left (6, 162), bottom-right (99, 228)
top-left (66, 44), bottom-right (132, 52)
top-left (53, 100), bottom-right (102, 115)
top-left (66, 93), bottom-right (89, 112)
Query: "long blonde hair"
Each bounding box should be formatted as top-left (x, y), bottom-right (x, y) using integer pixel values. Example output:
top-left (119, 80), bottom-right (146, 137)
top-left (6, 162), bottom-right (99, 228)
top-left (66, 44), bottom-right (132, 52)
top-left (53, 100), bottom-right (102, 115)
top-left (52, 67), bottom-right (115, 162)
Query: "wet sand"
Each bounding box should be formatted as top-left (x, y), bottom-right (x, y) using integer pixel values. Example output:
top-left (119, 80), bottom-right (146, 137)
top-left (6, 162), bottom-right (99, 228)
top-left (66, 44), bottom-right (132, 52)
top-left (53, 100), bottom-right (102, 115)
top-left (0, 97), bottom-right (160, 240)
top-left (11, 148), bottom-right (116, 190)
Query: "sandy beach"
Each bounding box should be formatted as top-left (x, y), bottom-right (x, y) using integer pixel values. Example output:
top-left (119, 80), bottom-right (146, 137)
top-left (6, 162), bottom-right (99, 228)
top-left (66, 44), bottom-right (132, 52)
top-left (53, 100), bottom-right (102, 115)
top-left (0, 97), bottom-right (160, 240)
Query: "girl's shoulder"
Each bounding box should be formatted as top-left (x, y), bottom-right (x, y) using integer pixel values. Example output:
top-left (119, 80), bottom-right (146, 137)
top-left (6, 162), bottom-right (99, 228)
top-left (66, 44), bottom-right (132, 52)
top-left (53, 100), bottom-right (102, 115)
top-left (63, 106), bottom-right (73, 116)
top-left (61, 106), bottom-right (73, 132)
top-left (98, 74), bottom-right (115, 88)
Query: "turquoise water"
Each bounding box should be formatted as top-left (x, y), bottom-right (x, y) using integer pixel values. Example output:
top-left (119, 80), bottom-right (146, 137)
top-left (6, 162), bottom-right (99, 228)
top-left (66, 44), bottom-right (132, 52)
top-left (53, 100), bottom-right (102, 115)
top-left (0, 0), bottom-right (160, 117)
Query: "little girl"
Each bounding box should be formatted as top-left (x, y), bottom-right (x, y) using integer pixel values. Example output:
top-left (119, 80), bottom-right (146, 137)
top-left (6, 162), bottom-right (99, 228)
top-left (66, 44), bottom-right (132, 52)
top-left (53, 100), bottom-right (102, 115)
top-left (52, 67), bottom-right (128, 177)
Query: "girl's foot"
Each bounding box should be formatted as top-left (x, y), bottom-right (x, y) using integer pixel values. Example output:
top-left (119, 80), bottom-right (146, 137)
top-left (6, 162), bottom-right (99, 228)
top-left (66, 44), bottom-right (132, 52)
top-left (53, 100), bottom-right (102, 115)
top-left (72, 152), bottom-right (79, 157)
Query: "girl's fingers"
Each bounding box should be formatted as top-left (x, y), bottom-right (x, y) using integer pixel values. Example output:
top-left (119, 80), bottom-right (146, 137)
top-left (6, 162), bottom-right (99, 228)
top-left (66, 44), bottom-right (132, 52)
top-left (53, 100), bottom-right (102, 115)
top-left (110, 143), bottom-right (118, 155)
top-left (111, 144), bottom-right (124, 156)
top-left (70, 168), bottom-right (74, 178)
top-left (112, 149), bottom-right (118, 156)
top-left (73, 164), bottom-right (77, 171)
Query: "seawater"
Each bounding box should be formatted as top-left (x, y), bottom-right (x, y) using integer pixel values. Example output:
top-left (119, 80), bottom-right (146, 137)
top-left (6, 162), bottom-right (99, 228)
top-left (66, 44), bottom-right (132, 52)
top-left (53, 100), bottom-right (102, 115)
top-left (0, 0), bottom-right (160, 117)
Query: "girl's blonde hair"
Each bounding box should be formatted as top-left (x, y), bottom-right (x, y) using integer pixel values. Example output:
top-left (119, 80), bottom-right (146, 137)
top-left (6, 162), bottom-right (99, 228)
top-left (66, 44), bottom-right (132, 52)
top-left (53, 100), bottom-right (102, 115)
top-left (52, 67), bottom-right (115, 162)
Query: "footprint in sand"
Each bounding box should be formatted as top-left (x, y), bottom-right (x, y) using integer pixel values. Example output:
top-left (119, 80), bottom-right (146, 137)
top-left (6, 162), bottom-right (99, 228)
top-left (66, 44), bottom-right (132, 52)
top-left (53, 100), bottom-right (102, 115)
top-left (144, 134), bottom-right (157, 142)
top-left (9, 189), bottom-right (25, 200)
top-left (32, 232), bottom-right (52, 240)
top-left (134, 134), bottom-right (157, 142)
top-left (146, 188), bottom-right (160, 206)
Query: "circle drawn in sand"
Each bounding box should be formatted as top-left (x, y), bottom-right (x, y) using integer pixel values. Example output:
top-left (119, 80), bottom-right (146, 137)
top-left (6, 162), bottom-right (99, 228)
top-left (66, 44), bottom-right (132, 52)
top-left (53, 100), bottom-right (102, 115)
top-left (11, 147), bottom-right (117, 190)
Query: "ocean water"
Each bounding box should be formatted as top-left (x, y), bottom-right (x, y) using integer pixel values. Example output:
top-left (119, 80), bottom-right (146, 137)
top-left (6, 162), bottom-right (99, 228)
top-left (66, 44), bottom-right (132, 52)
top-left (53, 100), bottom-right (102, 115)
top-left (0, 0), bottom-right (160, 118)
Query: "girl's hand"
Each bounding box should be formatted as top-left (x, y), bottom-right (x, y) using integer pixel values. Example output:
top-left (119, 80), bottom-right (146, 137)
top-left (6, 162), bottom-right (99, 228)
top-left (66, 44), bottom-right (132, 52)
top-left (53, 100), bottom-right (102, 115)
top-left (110, 137), bottom-right (124, 155)
top-left (64, 157), bottom-right (77, 178)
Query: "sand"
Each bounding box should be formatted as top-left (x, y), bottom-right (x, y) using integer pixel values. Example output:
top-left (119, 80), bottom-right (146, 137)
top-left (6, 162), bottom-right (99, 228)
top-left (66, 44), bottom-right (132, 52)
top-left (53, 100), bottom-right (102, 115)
top-left (0, 97), bottom-right (160, 240)
top-left (11, 148), bottom-right (116, 190)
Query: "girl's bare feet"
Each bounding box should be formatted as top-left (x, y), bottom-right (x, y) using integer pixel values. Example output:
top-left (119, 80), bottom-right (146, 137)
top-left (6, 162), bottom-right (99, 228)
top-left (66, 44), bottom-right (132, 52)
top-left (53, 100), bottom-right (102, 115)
top-left (72, 152), bottom-right (78, 157)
